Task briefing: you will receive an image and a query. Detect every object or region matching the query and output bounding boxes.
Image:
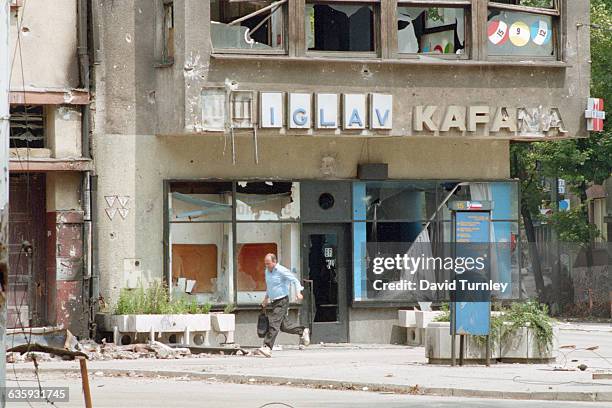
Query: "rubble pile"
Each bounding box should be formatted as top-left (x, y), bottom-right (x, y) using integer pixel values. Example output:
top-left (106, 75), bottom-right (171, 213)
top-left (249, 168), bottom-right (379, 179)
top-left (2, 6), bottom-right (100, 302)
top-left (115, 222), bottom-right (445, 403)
top-left (6, 340), bottom-right (197, 363)
top-left (79, 340), bottom-right (193, 360)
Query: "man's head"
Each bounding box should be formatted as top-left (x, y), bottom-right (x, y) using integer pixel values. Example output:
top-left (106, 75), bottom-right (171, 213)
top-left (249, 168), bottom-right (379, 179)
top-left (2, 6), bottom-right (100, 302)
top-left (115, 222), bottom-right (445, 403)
top-left (264, 253), bottom-right (277, 271)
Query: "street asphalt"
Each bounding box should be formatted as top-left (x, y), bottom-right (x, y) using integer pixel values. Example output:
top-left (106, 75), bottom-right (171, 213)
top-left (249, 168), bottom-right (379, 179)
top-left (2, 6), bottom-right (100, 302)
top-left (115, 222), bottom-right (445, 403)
top-left (7, 321), bottom-right (612, 405)
top-left (6, 372), bottom-right (612, 408)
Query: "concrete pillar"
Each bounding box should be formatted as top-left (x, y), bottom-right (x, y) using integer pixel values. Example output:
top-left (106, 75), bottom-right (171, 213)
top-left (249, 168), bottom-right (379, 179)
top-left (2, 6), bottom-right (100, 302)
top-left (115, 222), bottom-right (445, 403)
top-left (45, 172), bottom-right (87, 336)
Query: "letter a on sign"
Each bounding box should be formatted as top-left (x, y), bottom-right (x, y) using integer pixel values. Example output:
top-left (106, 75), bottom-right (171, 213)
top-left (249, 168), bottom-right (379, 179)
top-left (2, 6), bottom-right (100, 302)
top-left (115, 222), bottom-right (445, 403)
top-left (370, 94), bottom-right (393, 130)
top-left (260, 92), bottom-right (284, 128)
top-left (343, 94), bottom-right (366, 130)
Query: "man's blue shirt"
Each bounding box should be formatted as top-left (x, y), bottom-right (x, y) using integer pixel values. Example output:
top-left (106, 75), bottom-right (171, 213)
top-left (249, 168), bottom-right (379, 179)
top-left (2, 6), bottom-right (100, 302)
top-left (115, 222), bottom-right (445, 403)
top-left (265, 263), bottom-right (303, 300)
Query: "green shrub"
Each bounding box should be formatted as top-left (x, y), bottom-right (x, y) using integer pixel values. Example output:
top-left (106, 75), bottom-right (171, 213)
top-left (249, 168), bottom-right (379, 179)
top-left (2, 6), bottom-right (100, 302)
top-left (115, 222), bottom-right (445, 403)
top-left (114, 281), bottom-right (211, 315)
top-left (432, 300), bottom-right (554, 351)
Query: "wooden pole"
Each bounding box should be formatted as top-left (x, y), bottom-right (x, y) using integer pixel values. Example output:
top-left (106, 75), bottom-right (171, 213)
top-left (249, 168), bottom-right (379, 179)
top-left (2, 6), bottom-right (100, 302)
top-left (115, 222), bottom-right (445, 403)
top-left (79, 358), bottom-right (93, 408)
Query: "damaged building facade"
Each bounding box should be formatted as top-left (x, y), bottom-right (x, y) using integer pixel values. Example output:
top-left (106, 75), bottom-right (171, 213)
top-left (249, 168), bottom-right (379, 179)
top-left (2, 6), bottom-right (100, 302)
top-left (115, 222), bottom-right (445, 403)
top-left (7, 0), bottom-right (93, 337)
top-left (91, 0), bottom-right (590, 344)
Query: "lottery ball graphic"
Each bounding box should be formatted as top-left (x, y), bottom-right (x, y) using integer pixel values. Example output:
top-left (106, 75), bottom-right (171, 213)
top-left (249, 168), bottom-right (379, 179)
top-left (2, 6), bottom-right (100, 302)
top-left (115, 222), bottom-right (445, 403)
top-left (510, 21), bottom-right (530, 47)
top-left (488, 20), bottom-right (509, 45)
top-left (531, 20), bottom-right (551, 46)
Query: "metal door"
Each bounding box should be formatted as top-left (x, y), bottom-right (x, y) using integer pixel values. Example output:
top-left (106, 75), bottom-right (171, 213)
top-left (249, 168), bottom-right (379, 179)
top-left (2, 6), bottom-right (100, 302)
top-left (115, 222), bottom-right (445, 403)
top-left (302, 223), bottom-right (350, 343)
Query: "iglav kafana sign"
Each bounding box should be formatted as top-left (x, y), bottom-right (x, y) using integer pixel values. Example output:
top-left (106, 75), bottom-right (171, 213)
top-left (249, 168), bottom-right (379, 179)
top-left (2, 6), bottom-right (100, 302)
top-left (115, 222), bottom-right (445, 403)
top-left (257, 92), bottom-right (567, 137)
top-left (201, 90), bottom-right (568, 137)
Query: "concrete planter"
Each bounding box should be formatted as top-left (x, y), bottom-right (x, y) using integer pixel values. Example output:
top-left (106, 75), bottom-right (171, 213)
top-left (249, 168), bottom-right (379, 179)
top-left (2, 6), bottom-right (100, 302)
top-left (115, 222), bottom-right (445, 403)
top-left (426, 321), bottom-right (558, 364)
top-left (110, 314), bottom-right (211, 346)
top-left (425, 322), bottom-right (500, 363)
top-left (211, 313), bottom-right (236, 344)
top-left (398, 310), bottom-right (443, 346)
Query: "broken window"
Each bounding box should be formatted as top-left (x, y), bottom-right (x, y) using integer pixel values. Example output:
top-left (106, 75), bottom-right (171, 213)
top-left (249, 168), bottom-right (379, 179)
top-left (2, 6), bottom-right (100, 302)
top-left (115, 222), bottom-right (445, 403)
top-left (306, 2), bottom-right (376, 52)
top-left (236, 182), bottom-right (300, 305)
top-left (167, 181), bottom-right (301, 306)
top-left (236, 181), bottom-right (299, 221)
top-left (162, 1), bottom-right (174, 62)
top-left (352, 181), bottom-right (520, 303)
top-left (397, 2), bottom-right (468, 55)
top-left (488, 0), bottom-right (558, 57)
top-left (210, 0), bottom-right (287, 51)
top-left (170, 182), bottom-right (233, 222)
top-left (9, 105), bottom-right (45, 149)
top-left (169, 182), bottom-right (234, 303)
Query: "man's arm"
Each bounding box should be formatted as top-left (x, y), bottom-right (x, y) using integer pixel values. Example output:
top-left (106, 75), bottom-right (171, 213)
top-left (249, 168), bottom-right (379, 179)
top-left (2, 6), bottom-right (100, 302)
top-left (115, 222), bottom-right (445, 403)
top-left (262, 293), bottom-right (270, 307)
top-left (278, 266), bottom-right (304, 300)
top-left (277, 266), bottom-right (304, 290)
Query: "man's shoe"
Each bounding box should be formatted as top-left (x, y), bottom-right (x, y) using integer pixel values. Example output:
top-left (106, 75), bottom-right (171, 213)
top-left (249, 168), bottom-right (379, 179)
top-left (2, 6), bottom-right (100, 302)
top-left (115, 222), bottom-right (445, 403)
top-left (301, 328), bottom-right (310, 347)
top-left (255, 346), bottom-right (272, 358)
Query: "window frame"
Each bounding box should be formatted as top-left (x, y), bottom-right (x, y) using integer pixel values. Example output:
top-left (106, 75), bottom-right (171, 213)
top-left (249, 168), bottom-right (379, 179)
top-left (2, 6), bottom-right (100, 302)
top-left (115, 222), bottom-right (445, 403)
top-left (209, 0), bottom-right (290, 56)
top-left (162, 0), bottom-right (175, 64)
top-left (9, 104), bottom-right (46, 150)
top-left (393, 0), bottom-right (473, 60)
top-left (486, 0), bottom-right (561, 61)
top-left (165, 180), bottom-right (302, 308)
top-left (301, 0), bottom-right (383, 58)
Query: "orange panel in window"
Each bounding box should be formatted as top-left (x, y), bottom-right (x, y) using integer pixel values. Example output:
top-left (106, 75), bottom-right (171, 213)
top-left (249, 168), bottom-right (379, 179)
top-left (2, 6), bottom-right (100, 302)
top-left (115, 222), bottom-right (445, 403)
top-left (237, 243), bottom-right (277, 291)
top-left (172, 244), bottom-right (217, 293)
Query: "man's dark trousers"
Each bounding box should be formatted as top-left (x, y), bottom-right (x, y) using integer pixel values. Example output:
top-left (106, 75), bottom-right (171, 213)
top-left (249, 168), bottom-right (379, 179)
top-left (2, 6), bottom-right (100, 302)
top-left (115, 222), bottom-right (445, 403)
top-left (264, 296), bottom-right (304, 348)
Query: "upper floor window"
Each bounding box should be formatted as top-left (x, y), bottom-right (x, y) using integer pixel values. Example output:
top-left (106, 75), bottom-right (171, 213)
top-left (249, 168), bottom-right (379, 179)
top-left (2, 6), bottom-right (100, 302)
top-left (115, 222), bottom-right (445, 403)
top-left (487, 0), bottom-right (559, 58)
top-left (305, 1), bottom-right (378, 53)
top-left (397, 1), bottom-right (470, 56)
top-left (211, 0), bottom-right (287, 52)
top-left (162, 1), bottom-right (175, 63)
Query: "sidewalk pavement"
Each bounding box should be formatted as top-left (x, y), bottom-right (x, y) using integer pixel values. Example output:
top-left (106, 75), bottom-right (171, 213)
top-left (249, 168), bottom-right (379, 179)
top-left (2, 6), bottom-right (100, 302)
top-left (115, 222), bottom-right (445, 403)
top-left (9, 322), bottom-right (612, 402)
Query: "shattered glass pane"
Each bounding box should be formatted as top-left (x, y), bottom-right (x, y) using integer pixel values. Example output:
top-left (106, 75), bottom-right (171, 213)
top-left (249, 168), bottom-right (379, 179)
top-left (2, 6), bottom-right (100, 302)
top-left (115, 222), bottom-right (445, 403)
top-left (211, 0), bottom-right (285, 50)
top-left (236, 181), bottom-right (299, 221)
top-left (398, 7), bottom-right (466, 55)
top-left (170, 182), bottom-right (233, 222)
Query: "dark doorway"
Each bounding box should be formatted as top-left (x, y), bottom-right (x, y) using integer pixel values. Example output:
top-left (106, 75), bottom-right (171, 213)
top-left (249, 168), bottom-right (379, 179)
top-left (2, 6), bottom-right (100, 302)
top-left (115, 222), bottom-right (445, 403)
top-left (302, 223), bottom-right (350, 343)
top-left (8, 173), bottom-right (46, 328)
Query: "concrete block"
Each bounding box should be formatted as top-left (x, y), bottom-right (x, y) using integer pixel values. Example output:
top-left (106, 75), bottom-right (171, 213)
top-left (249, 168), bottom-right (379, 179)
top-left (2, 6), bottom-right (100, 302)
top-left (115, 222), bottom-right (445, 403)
top-left (211, 313), bottom-right (236, 344)
top-left (398, 310), bottom-right (417, 327)
top-left (416, 310), bottom-right (442, 329)
top-left (405, 327), bottom-right (423, 346)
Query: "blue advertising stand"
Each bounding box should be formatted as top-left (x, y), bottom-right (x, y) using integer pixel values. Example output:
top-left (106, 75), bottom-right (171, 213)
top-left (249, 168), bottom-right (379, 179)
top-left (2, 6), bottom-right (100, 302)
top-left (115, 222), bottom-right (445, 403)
top-left (449, 201), bottom-right (492, 367)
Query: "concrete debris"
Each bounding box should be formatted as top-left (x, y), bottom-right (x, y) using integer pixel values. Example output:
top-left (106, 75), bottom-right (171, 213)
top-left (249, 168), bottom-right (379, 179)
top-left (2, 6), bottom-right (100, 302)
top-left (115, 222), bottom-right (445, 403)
top-left (77, 340), bottom-right (192, 361)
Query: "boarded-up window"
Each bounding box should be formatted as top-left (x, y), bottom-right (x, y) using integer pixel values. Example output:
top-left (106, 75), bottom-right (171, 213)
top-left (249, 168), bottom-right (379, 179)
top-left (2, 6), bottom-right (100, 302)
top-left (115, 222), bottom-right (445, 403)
top-left (237, 243), bottom-right (277, 291)
top-left (172, 244), bottom-right (218, 293)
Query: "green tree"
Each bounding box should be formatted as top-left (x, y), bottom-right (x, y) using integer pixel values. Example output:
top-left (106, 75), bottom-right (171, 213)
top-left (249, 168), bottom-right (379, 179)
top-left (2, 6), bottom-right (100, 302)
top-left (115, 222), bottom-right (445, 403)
top-left (511, 0), bottom-right (612, 303)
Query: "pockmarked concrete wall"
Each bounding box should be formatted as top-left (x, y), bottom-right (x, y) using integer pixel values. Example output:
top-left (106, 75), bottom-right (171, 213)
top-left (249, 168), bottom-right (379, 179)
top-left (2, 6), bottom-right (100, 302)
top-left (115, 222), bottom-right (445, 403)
top-left (93, 132), bottom-right (509, 310)
top-left (9, 0), bottom-right (79, 90)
